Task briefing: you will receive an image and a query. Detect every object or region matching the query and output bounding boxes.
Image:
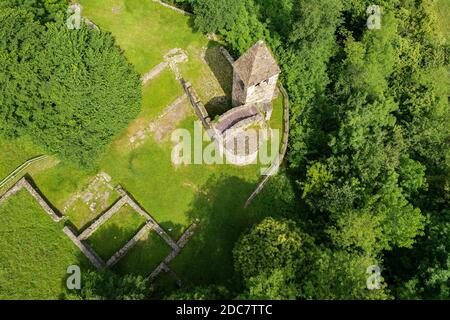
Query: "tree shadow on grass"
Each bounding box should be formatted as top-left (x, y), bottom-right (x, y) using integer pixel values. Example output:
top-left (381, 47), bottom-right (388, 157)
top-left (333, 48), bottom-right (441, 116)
top-left (205, 96), bottom-right (230, 120)
top-left (87, 222), bottom-right (145, 262)
top-left (159, 220), bottom-right (186, 240)
top-left (58, 249), bottom-right (95, 300)
top-left (168, 173), bottom-right (296, 293)
top-left (203, 42), bottom-right (234, 118)
top-left (58, 172), bottom-right (302, 299)
top-left (204, 42), bottom-right (233, 97)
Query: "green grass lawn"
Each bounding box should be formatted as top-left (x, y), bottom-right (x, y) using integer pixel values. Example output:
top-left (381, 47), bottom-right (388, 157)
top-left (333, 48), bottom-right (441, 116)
top-left (87, 204), bottom-right (147, 261)
top-left (141, 68), bottom-right (183, 120)
top-left (78, 0), bottom-right (206, 75)
top-left (114, 230), bottom-right (173, 276)
top-left (0, 0), bottom-right (285, 294)
top-left (64, 188), bottom-right (122, 232)
top-left (0, 190), bottom-right (89, 299)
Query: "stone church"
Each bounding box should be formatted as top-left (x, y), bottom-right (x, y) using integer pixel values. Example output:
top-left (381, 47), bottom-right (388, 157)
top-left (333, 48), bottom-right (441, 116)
top-left (232, 40), bottom-right (281, 108)
top-left (208, 40), bottom-right (281, 165)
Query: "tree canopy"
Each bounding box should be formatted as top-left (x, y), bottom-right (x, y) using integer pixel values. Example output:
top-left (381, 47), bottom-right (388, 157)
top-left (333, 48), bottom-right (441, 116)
top-left (176, 0), bottom-right (450, 300)
top-left (0, 1), bottom-right (141, 166)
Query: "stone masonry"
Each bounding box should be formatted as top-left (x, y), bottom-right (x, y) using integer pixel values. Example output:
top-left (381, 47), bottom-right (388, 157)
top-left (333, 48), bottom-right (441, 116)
top-left (0, 177), bottom-right (62, 222)
top-left (63, 226), bottom-right (106, 269)
top-left (232, 40), bottom-right (280, 107)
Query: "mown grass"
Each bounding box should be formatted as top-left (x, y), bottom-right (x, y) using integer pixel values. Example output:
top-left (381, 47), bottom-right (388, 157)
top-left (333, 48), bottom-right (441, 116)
top-left (141, 68), bottom-right (183, 120)
top-left (114, 230), bottom-right (172, 276)
top-left (0, 190), bottom-right (89, 299)
top-left (0, 0), bottom-right (285, 293)
top-left (78, 0), bottom-right (206, 75)
top-left (435, 0), bottom-right (450, 44)
top-left (32, 163), bottom-right (93, 213)
top-left (64, 188), bottom-right (122, 232)
top-left (87, 204), bottom-right (147, 261)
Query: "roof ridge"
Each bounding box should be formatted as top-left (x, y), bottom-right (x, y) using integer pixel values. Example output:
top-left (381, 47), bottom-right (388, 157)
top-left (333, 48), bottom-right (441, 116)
top-left (233, 40), bottom-right (280, 86)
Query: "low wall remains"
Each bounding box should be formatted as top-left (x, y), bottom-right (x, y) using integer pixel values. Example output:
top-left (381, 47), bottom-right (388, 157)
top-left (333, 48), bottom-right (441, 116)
top-left (0, 177), bottom-right (62, 222)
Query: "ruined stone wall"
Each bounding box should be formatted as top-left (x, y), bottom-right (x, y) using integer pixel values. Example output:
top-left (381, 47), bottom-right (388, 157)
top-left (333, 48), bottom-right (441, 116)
top-left (245, 83), bottom-right (291, 207)
top-left (141, 62), bottom-right (168, 84)
top-left (0, 177), bottom-right (62, 222)
top-left (232, 72), bottom-right (247, 107)
top-left (63, 226), bottom-right (106, 270)
top-left (152, 0), bottom-right (194, 16)
top-left (182, 79), bottom-right (217, 142)
top-left (219, 47), bottom-right (235, 65)
top-left (244, 74), bottom-right (279, 105)
top-left (77, 196), bottom-right (129, 240)
top-left (106, 222), bottom-right (154, 267)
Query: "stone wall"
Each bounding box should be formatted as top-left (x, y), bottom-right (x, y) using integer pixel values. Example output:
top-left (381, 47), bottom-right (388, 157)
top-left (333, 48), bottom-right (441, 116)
top-left (63, 226), bottom-right (105, 270)
top-left (0, 177), bottom-right (62, 222)
top-left (245, 84), bottom-right (291, 207)
top-left (141, 62), bottom-right (168, 84)
top-left (244, 74), bottom-right (279, 106)
top-left (220, 46), bottom-right (235, 64)
top-left (0, 173), bottom-right (199, 281)
top-left (0, 155), bottom-right (48, 191)
top-left (149, 221), bottom-right (198, 281)
top-left (181, 79), bottom-right (216, 142)
top-left (152, 0), bottom-right (194, 16)
top-left (76, 188), bottom-right (181, 269)
top-left (78, 196), bottom-right (129, 240)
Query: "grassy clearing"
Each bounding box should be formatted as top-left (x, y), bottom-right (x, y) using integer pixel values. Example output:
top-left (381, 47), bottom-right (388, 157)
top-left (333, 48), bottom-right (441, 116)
top-left (169, 174), bottom-right (281, 290)
top-left (0, 136), bottom-right (44, 179)
top-left (0, 190), bottom-right (89, 299)
top-left (87, 204), bottom-right (147, 261)
top-left (0, 0), bottom-right (285, 290)
top-left (270, 94), bottom-right (285, 133)
top-left (435, 0), bottom-right (450, 43)
top-left (32, 163), bottom-right (93, 213)
top-left (141, 68), bottom-right (183, 120)
top-left (114, 229), bottom-right (172, 276)
top-left (179, 43), bottom-right (233, 118)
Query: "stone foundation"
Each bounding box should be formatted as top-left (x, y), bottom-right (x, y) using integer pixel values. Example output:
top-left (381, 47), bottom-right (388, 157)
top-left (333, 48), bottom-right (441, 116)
top-left (0, 177), bottom-right (62, 222)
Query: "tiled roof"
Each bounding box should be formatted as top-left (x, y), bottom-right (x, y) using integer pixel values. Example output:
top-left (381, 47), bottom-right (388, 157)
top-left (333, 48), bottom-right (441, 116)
top-left (233, 40), bottom-right (281, 87)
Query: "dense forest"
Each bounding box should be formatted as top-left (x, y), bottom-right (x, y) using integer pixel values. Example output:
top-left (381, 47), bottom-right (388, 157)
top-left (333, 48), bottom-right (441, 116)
top-left (1, 0), bottom-right (449, 300)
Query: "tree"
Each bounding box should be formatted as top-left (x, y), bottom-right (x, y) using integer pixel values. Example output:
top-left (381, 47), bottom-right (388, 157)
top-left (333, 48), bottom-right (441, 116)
top-left (237, 269), bottom-right (299, 300)
top-left (301, 249), bottom-right (390, 300)
top-left (31, 24), bottom-right (141, 166)
top-left (166, 285), bottom-right (229, 300)
top-left (0, 0), bottom-right (68, 23)
top-left (0, 4), bottom-right (141, 167)
top-left (282, 0), bottom-right (343, 168)
top-left (63, 270), bottom-right (150, 300)
top-left (191, 0), bottom-right (245, 34)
